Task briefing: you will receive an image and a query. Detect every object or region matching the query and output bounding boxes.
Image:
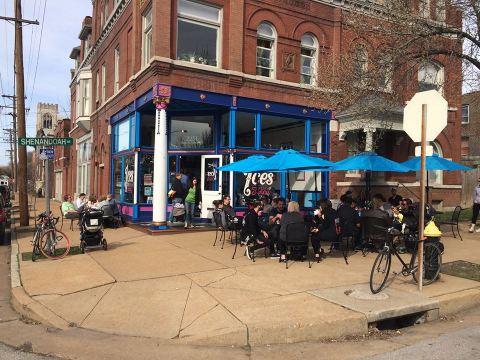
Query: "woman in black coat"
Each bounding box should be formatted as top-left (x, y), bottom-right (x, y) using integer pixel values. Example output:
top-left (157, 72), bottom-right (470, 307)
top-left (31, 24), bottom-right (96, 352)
top-left (240, 201), bottom-right (270, 260)
top-left (311, 199), bottom-right (337, 259)
top-left (278, 201), bottom-right (305, 262)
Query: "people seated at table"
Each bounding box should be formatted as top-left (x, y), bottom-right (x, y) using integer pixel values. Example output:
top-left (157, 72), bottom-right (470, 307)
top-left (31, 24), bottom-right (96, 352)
top-left (75, 193), bottom-right (86, 210)
top-left (336, 196), bottom-right (361, 248)
top-left (278, 201), bottom-right (305, 262)
top-left (362, 194), bottom-right (391, 224)
top-left (388, 188), bottom-right (403, 207)
top-left (241, 201), bottom-right (270, 260)
top-left (311, 198), bottom-right (337, 259)
top-left (268, 197), bottom-right (286, 254)
top-left (61, 195), bottom-right (79, 219)
top-left (356, 190), bottom-right (368, 210)
top-left (261, 196), bottom-right (272, 214)
top-left (222, 195), bottom-right (235, 220)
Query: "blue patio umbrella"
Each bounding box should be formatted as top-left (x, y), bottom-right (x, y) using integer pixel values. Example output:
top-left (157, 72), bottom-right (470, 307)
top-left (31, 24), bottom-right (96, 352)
top-left (401, 154), bottom-right (471, 202)
top-left (245, 149), bottom-right (333, 201)
top-left (217, 155), bottom-right (267, 172)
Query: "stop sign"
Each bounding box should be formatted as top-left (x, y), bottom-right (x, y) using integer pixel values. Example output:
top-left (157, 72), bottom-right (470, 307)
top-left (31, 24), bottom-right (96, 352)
top-left (403, 90), bottom-right (448, 142)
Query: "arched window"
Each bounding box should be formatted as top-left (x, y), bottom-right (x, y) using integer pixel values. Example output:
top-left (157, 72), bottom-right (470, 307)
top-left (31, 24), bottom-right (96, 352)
top-left (436, 0), bottom-right (446, 21)
top-left (418, 61), bottom-right (444, 92)
top-left (300, 33), bottom-right (317, 85)
top-left (42, 113), bottom-right (52, 129)
top-left (353, 44), bottom-right (368, 83)
top-left (256, 22), bottom-right (276, 78)
top-left (419, 0), bottom-right (431, 18)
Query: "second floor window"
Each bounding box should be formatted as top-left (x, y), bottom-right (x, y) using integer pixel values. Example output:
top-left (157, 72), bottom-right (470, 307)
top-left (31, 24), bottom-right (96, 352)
top-left (142, 6), bottom-right (152, 67)
top-left (256, 22), bottom-right (276, 78)
top-left (114, 47), bottom-right (120, 93)
top-left (436, 0), bottom-right (446, 21)
top-left (95, 70), bottom-right (100, 103)
top-left (462, 105), bottom-right (469, 124)
top-left (419, 0), bottom-right (430, 18)
top-left (418, 61), bottom-right (444, 92)
top-left (177, 0), bottom-right (221, 67)
top-left (101, 64), bottom-right (106, 102)
top-left (353, 44), bottom-right (368, 84)
top-left (82, 79), bottom-right (91, 116)
top-left (300, 33), bottom-right (317, 85)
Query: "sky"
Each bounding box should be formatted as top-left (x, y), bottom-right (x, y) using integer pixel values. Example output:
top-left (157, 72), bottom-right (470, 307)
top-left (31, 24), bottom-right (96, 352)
top-left (0, 0), bottom-right (92, 166)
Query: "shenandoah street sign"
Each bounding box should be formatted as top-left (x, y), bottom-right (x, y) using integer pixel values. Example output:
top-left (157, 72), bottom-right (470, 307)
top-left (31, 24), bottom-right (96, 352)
top-left (18, 137), bottom-right (73, 146)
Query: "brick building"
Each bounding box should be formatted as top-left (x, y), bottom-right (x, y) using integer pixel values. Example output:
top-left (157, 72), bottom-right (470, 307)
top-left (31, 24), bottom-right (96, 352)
top-left (52, 118), bottom-right (72, 202)
top-left (64, 0), bottom-right (463, 223)
top-left (461, 91), bottom-right (480, 167)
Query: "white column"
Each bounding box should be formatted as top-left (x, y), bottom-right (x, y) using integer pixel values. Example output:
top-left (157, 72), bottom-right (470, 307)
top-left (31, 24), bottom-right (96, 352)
top-left (365, 128), bottom-right (375, 151)
top-left (133, 152), bottom-right (138, 204)
top-left (229, 152), bottom-right (234, 200)
top-left (152, 105), bottom-right (168, 225)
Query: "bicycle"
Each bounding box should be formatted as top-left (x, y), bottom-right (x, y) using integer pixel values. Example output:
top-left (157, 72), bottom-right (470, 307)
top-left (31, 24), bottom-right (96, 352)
top-left (31, 212), bottom-right (71, 261)
top-left (369, 226), bottom-right (442, 294)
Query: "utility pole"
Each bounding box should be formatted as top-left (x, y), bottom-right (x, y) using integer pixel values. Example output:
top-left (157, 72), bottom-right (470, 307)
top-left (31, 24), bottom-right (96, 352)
top-left (2, 129), bottom-right (14, 177)
top-left (1, 95), bottom-right (20, 193)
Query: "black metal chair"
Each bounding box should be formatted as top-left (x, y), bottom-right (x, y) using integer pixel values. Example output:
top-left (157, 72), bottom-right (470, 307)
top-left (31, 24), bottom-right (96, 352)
top-left (284, 222), bottom-right (311, 269)
top-left (437, 205), bottom-right (463, 241)
top-left (59, 205), bottom-right (75, 231)
top-left (335, 218), bottom-right (358, 265)
top-left (101, 204), bottom-right (120, 228)
top-left (212, 211), bottom-right (228, 248)
top-left (361, 216), bottom-right (389, 256)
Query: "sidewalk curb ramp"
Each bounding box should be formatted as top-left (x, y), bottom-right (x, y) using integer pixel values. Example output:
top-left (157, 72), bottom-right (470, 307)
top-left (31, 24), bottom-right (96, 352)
top-left (8, 215), bottom-right (480, 346)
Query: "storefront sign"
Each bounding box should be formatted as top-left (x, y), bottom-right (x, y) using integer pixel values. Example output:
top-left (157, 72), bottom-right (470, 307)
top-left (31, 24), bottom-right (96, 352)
top-left (144, 186), bottom-right (152, 196)
top-left (243, 172), bottom-right (275, 197)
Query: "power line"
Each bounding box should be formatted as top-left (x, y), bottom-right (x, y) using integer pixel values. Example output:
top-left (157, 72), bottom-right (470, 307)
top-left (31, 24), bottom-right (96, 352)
top-left (25, 0), bottom-right (39, 91)
top-left (28, 0), bottom-right (47, 111)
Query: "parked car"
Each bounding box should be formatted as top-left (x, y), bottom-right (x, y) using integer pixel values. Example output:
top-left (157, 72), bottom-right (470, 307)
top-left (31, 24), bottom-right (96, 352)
top-left (0, 185), bottom-right (11, 208)
top-left (0, 195), bottom-right (6, 243)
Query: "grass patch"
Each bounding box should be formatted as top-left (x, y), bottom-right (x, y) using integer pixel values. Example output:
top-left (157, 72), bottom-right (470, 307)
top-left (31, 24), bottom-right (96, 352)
top-left (434, 207), bottom-right (472, 222)
top-left (441, 260), bottom-right (480, 282)
top-left (21, 246), bottom-right (82, 261)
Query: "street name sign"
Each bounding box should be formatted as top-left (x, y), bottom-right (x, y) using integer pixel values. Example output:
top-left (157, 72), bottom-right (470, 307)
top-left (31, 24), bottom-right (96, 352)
top-left (403, 90), bottom-right (448, 142)
top-left (39, 148), bottom-right (54, 161)
top-left (18, 137), bottom-right (73, 147)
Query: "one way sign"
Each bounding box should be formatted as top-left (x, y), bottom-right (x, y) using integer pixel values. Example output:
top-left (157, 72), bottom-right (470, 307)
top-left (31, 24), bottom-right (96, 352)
top-left (39, 148), bottom-right (54, 160)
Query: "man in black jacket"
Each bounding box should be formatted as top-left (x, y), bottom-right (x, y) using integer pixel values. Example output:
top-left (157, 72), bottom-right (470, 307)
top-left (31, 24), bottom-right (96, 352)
top-left (337, 197), bottom-right (361, 248)
top-left (168, 173), bottom-right (186, 224)
top-left (241, 201), bottom-right (270, 260)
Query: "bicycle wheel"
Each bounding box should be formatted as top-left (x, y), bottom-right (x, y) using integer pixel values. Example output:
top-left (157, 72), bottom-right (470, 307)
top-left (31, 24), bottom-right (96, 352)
top-left (412, 242), bottom-right (442, 285)
top-left (31, 229), bottom-right (41, 262)
top-left (39, 229), bottom-right (71, 260)
top-left (370, 249), bottom-right (391, 294)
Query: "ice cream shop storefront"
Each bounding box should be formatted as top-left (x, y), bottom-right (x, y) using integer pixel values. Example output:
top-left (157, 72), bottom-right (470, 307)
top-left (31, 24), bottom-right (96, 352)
top-left (110, 84), bottom-right (332, 224)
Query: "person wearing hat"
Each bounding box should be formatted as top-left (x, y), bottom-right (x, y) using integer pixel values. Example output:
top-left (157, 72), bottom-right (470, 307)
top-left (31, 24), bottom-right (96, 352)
top-left (388, 188), bottom-right (402, 207)
top-left (469, 178), bottom-right (480, 233)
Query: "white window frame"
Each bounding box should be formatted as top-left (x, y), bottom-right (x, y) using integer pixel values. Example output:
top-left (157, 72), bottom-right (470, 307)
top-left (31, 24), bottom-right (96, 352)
top-left (102, 0), bottom-right (109, 28)
top-left (354, 44), bottom-right (368, 85)
top-left (418, 61), bottom-right (444, 93)
top-left (101, 64), bottom-right (106, 103)
top-left (176, 0), bottom-right (222, 68)
top-left (114, 47), bottom-right (120, 94)
top-left (95, 70), bottom-right (100, 103)
top-left (256, 22), bottom-right (276, 78)
top-left (462, 104), bottom-right (470, 124)
top-left (420, 0), bottom-right (430, 18)
top-left (436, 0), bottom-right (446, 22)
top-left (81, 79), bottom-right (91, 116)
top-left (142, 6), bottom-right (152, 67)
top-left (76, 83), bottom-right (81, 118)
top-left (300, 33), bottom-right (317, 85)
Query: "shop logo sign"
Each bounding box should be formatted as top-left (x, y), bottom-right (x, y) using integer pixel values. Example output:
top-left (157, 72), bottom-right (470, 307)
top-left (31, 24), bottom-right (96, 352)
top-left (244, 173), bottom-right (274, 197)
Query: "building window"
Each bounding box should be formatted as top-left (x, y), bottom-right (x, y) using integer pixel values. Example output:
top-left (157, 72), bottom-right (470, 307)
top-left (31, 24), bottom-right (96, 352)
top-left (220, 112), bottom-right (229, 147)
top-left (102, 0), bottom-right (109, 28)
top-left (418, 61), bottom-right (444, 92)
top-left (461, 137), bottom-right (469, 157)
top-left (353, 44), bottom-right (368, 84)
top-left (139, 154), bottom-right (154, 204)
top-left (77, 140), bottom-right (91, 195)
top-left (95, 70), bottom-right (100, 103)
top-left (261, 115), bottom-right (305, 151)
top-left (140, 113), bottom-right (155, 147)
top-left (142, 6), bottom-right (152, 67)
top-left (123, 155), bottom-right (135, 203)
top-left (300, 33), bottom-right (317, 85)
top-left (462, 104), bottom-right (469, 124)
top-left (115, 119), bottom-right (131, 152)
top-left (82, 79), bottom-right (91, 116)
top-left (419, 0), bottom-right (430, 18)
top-left (256, 22), bottom-right (276, 78)
top-left (236, 112), bottom-right (256, 148)
top-left (170, 115), bottom-right (214, 149)
top-left (113, 157), bottom-right (122, 200)
top-left (114, 47), bottom-right (120, 93)
top-left (436, 0), bottom-right (446, 21)
top-left (42, 113), bottom-right (52, 129)
top-left (310, 121), bottom-right (326, 153)
top-left (177, 0), bottom-right (221, 67)
top-left (76, 83), bottom-right (81, 118)
top-left (101, 63), bottom-right (106, 102)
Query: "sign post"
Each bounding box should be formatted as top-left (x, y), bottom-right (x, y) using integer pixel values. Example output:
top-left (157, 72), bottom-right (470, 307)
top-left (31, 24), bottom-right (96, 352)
top-left (403, 90), bottom-right (448, 292)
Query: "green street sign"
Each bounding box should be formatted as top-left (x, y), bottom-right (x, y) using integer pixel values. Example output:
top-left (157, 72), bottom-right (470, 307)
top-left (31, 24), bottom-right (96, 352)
top-left (18, 137), bottom-right (74, 147)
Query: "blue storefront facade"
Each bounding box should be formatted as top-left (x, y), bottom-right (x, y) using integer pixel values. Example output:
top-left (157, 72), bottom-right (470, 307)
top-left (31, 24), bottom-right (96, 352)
top-left (110, 85), bottom-right (331, 222)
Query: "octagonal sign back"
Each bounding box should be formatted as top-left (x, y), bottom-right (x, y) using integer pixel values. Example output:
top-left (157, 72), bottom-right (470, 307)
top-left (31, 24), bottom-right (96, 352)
top-left (403, 90), bottom-right (448, 142)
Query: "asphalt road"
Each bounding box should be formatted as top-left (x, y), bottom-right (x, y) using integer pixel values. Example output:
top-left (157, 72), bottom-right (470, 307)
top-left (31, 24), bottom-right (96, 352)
top-left (365, 326), bottom-right (480, 360)
top-left (0, 343), bottom-right (60, 360)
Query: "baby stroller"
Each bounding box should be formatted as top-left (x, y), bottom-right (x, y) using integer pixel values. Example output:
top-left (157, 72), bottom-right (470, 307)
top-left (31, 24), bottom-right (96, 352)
top-left (172, 202), bottom-right (185, 222)
top-left (79, 208), bottom-right (108, 253)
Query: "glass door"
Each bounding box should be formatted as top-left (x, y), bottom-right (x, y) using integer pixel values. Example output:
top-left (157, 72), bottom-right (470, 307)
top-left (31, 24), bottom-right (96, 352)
top-left (200, 155), bottom-right (222, 218)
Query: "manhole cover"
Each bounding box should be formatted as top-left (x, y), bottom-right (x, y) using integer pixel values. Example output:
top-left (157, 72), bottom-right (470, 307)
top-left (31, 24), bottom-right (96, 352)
top-left (344, 289), bottom-right (389, 300)
top-left (441, 260), bottom-right (480, 282)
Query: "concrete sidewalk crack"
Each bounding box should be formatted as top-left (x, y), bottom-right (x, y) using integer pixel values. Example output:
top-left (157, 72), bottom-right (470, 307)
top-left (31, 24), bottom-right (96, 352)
top-left (175, 280), bottom-right (193, 339)
top-left (202, 268), bottom-right (238, 287)
top-left (79, 283), bottom-right (115, 327)
top-left (180, 304), bottom-right (219, 333)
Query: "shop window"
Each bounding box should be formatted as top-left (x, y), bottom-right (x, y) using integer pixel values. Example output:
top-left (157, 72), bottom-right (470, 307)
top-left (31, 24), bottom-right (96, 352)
top-left (177, 0), bottom-right (221, 67)
top-left (288, 172), bottom-right (322, 208)
top-left (418, 61), bottom-right (444, 93)
top-left (261, 115), bottom-right (305, 151)
top-left (220, 112), bottom-right (229, 147)
top-left (142, 6), bottom-right (152, 67)
top-left (140, 113), bottom-right (155, 147)
top-left (256, 22), bottom-right (276, 78)
top-left (310, 121), bottom-right (325, 153)
top-left (130, 116), bottom-right (136, 148)
top-left (300, 33), bottom-right (317, 85)
top-left (116, 119), bottom-right (130, 152)
top-left (233, 154), bottom-right (280, 207)
top-left (170, 115), bottom-right (214, 149)
top-left (236, 112), bottom-right (255, 148)
top-left (113, 157), bottom-right (122, 200)
top-left (139, 154), bottom-right (154, 203)
top-left (462, 105), bottom-right (469, 124)
top-left (123, 155), bottom-right (135, 203)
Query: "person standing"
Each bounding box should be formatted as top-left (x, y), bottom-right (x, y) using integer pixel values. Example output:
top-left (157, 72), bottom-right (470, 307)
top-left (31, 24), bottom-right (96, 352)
top-left (168, 173), bottom-right (186, 224)
top-left (184, 177), bottom-right (201, 229)
top-left (469, 178), bottom-right (480, 233)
